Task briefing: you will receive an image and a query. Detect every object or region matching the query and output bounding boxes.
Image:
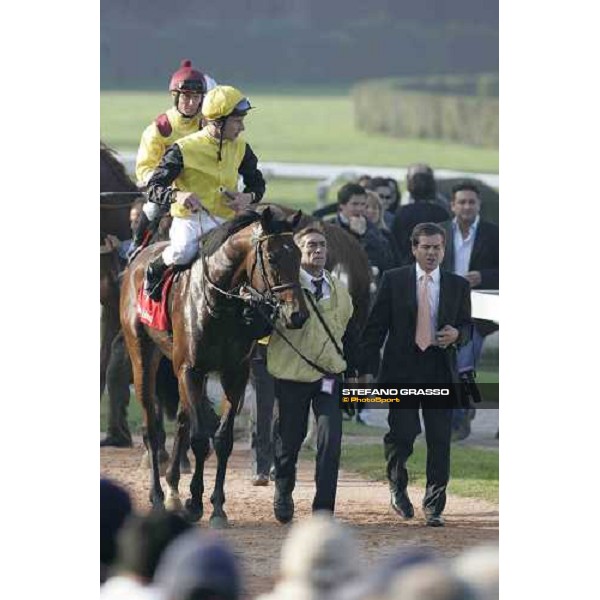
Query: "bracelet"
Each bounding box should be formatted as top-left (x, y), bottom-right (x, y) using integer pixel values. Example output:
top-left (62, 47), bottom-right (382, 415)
top-left (250, 192), bottom-right (257, 203)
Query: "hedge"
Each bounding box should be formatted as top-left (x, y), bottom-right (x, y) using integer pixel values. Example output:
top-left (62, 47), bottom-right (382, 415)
top-left (352, 74), bottom-right (498, 147)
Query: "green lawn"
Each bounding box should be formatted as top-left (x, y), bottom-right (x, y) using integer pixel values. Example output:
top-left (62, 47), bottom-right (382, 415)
top-left (337, 442), bottom-right (498, 503)
top-left (101, 90), bottom-right (499, 173)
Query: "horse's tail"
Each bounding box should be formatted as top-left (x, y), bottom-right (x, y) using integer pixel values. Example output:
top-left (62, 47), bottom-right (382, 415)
top-left (156, 357), bottom-right (180, 421)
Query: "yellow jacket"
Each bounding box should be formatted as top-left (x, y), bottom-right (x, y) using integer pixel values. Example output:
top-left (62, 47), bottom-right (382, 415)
top-left (135, 108), bottom-right (202, 185)
top-left (267, 271), bottom-right (353, 382)
top-left (171, 129), bottom-right (246, 219)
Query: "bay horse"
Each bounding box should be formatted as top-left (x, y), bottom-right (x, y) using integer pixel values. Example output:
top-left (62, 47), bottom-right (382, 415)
top-left (262, 204), bottom-right (372, 330)
top-left (120, 207), bottom-right (307, 525)
top-left (100, 143), bottom-right (144, 395)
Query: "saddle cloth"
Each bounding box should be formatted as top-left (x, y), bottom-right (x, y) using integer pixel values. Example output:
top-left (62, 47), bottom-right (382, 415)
top-left (136, 270), bottom-right (176, 331)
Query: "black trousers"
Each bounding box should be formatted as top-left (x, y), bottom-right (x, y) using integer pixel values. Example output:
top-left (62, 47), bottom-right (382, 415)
top-left (273, 377), bottom-right (342, 512)
top-left (105, 331), bottom-right (133, 443)
top-left (250, 344), bottom-right (276, 476)
top-left (384, 346), bottom-right (453, 515)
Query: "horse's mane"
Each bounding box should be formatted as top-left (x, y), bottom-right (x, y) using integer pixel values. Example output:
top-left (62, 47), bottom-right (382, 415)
top-left (100, 141), bottom-right (137, 193)
top-left (201, 211), bottom-right (262, 257)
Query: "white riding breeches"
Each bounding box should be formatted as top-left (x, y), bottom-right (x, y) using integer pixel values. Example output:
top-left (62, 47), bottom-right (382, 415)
top-left (162, 212), bottom-right (224, 266)
top-left (142, 201), bottom-right (162, 221)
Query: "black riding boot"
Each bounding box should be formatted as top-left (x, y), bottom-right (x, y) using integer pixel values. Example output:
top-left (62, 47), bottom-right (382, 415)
top-left (145, 256), bottom-right (168, 301)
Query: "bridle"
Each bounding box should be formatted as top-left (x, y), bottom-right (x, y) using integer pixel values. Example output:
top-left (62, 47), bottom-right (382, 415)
top-left (202, 231), bottom-right (300, 316)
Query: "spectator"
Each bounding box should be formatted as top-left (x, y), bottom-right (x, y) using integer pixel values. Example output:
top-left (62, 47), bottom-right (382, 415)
top-left (154, 531), bottom-right (242, 600)
top-left (440, 181), bottom-right (499, 440)
top-left (334, 182), bottom-right (396, 279)
top-left (404, 163), bottom-right (451, 211)
top-left (100, 478), bottom-right (133, 584)
top-left (337, 547), bottom-right (439, 600)
top-left (101, 512), bottom-right (191, 599)
top-left (452, 546), bottom-right (499, 600)
top-left (392, 164), bottom-right (450, 265)
top-left (386, 562), bottom-right (478, 600)
top-left (267, 225), bottom-right (358, 522)
top-left (357, 174), bottom-right (374, 189)
top-left (365, 190), bottom-right (401, 268)
top-left (101, 199), bottom-right (144, 449)
top-left (371, 176), bottom-right (399, 230)
top-left (257, 512), bottom-right (361, 600)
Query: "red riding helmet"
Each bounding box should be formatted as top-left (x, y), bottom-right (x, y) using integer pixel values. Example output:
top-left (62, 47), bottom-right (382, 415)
top-left (169, 59), bottom-right (206, 94)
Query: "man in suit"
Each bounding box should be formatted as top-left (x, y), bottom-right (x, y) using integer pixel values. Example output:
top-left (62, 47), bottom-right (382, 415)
top-left (360, 222), bottom-right (472, 527)
top-left (391, 165), bottom-right (450, 265)
top-left (440, 181), bottom-right (499, 439)
top-left (440, 181), bottom-right (499, 291)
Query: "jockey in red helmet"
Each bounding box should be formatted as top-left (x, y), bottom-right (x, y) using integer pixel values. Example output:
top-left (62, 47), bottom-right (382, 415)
top-left (131, 61), bottom-right (217, 256)
top-left (142, 85), bottom-right (266, 301)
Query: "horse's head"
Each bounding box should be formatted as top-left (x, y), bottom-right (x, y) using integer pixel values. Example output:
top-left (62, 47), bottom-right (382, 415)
top-left (247, 207), bottom-right (309, 329)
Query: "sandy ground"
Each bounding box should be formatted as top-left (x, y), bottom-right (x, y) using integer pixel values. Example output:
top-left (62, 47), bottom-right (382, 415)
top-left (101, 437), bottom-right (498, 598)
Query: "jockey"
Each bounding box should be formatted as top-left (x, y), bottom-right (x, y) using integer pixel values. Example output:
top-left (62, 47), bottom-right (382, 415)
top-left (143, 85), bottom-right (266, 300)
top-left (131, 60), bottom-right (217, 253)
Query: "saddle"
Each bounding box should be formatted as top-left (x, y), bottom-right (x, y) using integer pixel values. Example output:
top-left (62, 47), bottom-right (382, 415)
top-left (137, 266), bottom-right (189, 331)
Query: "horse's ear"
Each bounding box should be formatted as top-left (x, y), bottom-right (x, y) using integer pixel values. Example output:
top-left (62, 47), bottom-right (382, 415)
top-left (260, 206), bottom-right (273, 229)
top-left (288, 210), bottom-right (303, 230)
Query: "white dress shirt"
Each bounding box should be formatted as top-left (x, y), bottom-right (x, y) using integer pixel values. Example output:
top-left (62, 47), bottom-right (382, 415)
top-left (452, 216), bottom-right (480, 276)
top-left (415, 263), bottom-right (440, 337)
top-left (300, 267), bottom-right (331, 300)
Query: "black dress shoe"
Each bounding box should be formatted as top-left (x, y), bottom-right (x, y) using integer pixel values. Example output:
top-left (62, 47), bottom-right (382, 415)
top-left (424, 512), bottom-right (445, 527)
top-left (274, 489), bottom-right (294, 524)
top-left (390, 490), bottom-right (414, 520)
top-left (100, 436), bottom-right (133, 448)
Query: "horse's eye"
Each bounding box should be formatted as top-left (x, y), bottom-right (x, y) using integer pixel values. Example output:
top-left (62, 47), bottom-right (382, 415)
top-left (267, 252), bottom-right (276, 263)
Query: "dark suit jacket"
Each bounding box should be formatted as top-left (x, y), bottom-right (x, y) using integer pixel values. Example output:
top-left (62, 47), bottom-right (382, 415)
top-left (360, 266), bottom-right (472, 384)
top-left (391, 201), bottom-right (451, 266)
top-left (440, 219), bottom-right (499, 290)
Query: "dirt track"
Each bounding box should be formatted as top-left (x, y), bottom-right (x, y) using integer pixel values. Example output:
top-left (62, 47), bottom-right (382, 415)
top-left (101, 440), bottom-right (498, 598)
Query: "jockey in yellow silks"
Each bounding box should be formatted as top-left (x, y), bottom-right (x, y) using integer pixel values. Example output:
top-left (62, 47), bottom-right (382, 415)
top-left (143, 85), bottom-right (266, 300)
top-left (130, 59), bottom-right (217, 253)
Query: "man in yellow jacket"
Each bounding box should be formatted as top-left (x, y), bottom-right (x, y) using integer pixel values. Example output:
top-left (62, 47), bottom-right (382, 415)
top-left (267, 224), bottom-right (358, 522)
top-left (131, 59), bottom-right (217, 253)
top-left (143, 85), bottom-right (266, 300)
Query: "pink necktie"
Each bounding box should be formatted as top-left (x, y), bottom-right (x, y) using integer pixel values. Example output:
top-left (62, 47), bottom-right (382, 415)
top-left (415, 274), bottom-right (432, 351)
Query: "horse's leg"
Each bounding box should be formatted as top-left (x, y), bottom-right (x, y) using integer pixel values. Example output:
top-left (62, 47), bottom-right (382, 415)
top-left (176, 367), bottom-right (208, 522)
top-left (128, 331), bottom-right (165, 509)
top-left (209, 366), bottom-right (249, 528)
top-left (141, 398), bottom-right (170, 474)
top-left (164, 408), bottom-right (190, 512)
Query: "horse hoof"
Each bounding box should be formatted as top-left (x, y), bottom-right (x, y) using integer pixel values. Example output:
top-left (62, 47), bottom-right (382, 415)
top-left (165, 492), bottom-right (183, 512)
top-left (209, 513), bottom-right (228, 529)
top-left (184, 499), bottom-right (203, 522)
top-left (149, 492), bottom-right (165, 510)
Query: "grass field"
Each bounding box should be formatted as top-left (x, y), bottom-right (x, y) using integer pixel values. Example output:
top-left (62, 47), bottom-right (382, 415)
top-left (100, 90), bottom-right (499, 173)
top-left (337, 442), bottom-right (499, 503)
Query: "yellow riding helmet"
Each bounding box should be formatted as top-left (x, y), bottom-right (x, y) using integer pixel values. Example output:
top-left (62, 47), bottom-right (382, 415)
top-left (202, 85), bottom-right (252, 120)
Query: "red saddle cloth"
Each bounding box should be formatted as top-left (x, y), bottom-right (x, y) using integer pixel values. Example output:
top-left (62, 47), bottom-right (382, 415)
top-left (136, 270), bottom-right (176, 331)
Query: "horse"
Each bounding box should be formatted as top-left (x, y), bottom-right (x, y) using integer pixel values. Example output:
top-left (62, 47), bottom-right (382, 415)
top-left (261, 204), bottom-right (372, 330)
top-left (100, 143), bottom-right (144, 396)
top-left (120, 207), bottom-right (307, 525)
